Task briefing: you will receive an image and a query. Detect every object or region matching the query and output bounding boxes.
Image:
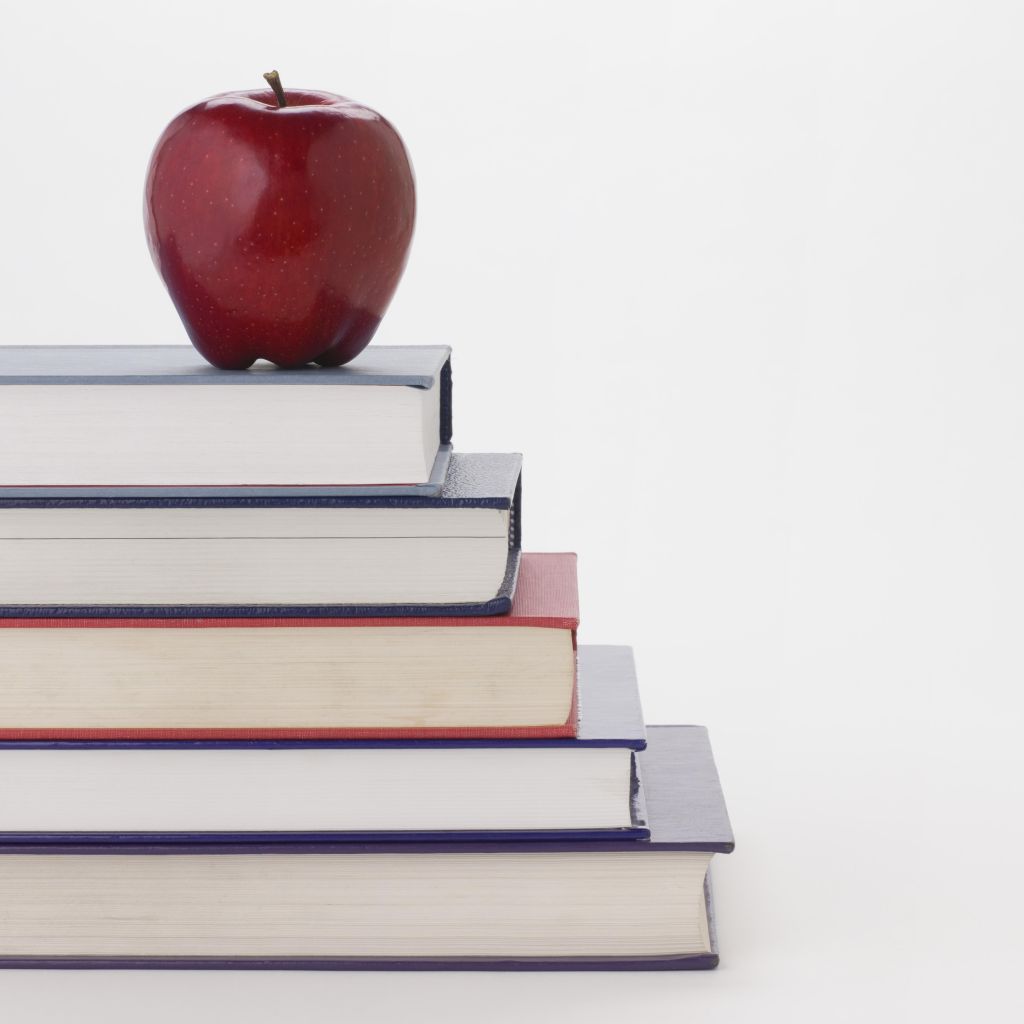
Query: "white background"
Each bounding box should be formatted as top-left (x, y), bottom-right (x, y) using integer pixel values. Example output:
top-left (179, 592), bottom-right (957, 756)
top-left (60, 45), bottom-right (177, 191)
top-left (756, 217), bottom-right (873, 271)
top-left (2, 0), bottom-right (1023, 1020)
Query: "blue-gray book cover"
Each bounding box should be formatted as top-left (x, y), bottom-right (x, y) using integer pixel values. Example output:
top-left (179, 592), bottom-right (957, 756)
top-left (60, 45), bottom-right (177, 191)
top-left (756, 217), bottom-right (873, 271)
top-left (0, 345), bottom-right (453, 497)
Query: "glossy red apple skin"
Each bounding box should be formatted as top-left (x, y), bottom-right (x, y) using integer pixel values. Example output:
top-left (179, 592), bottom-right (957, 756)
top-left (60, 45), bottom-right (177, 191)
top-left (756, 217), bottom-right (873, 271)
top-left (144, 88), bottom-right (415, 369)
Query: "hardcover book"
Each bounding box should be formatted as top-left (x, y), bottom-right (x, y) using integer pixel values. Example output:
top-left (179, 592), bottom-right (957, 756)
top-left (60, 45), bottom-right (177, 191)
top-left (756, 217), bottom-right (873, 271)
top-left (0, 726), bottom-right (733, 970)
top-left (0, 552), bottom-right (578, 740)
top-left (0, 646), bottom-right (646, 841)
top-left (0, 453), bottom-right (521, 617)
top-left (0, 345), bottom-right (452, 494)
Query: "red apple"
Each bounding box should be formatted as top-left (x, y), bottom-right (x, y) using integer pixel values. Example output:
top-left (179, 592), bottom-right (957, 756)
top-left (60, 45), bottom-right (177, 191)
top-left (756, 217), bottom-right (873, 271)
top-left (144, 72), bottom-right (415, 369)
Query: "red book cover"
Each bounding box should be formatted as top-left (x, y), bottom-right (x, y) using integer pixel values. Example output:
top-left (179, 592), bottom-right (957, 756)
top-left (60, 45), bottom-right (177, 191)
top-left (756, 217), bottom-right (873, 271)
top-left (0, 552), bottom-right (579, 741)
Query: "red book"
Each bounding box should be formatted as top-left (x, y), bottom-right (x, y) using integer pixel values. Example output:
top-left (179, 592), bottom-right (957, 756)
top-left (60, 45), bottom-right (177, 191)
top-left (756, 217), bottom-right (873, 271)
top-left (0, 552), bottom-right (578, 741)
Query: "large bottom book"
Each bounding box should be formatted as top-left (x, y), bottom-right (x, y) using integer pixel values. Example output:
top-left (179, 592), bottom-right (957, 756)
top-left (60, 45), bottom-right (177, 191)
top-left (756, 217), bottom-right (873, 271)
top-left (0, 726), bottom-right (733, 969)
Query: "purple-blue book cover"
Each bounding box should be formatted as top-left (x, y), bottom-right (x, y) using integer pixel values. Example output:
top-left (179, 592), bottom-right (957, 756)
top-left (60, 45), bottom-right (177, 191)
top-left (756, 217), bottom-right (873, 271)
top-left (0, 726), bottom-right (734, 970)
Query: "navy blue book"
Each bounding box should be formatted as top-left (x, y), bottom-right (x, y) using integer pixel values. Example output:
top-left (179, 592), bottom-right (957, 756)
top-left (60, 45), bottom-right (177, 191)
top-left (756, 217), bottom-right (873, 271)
top-left (0, 344), bottom-right (452, 495)
top-left (0, 645), bottom-right (645, 842)
top-left (0, 726), bottom-right (733, 971)
top-left (0, 452), bottom-right (521, 618)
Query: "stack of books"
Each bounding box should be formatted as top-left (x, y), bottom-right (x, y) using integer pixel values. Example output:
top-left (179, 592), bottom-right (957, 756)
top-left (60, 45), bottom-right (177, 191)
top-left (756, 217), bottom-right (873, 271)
top-left (0, 344), bottom-right (733, 971)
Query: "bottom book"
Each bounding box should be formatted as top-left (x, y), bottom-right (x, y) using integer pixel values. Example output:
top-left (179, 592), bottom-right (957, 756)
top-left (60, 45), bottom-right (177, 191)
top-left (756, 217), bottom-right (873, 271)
top-left (0, 726), bottom-right (734, 970)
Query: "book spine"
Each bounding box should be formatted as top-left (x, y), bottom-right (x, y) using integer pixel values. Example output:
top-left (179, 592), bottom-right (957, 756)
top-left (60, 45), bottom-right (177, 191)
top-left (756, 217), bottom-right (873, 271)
top-left (440, 356), bottom-right (453, 445)
top-left (510, 470), bottom-right (522, 550)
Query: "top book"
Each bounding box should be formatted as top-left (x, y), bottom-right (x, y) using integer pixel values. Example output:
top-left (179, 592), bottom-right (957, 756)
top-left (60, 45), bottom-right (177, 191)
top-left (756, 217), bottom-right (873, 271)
top-left (0, 345), bottom-right (452, 495)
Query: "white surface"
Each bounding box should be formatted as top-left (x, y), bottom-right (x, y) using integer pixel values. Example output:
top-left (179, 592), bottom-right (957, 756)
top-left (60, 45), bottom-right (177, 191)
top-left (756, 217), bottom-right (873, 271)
top-left (1, 0), bottom-right (1022, 1020)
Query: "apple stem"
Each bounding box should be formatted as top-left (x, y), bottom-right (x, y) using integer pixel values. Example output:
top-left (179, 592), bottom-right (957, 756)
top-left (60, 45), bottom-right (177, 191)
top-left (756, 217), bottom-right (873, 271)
top-left (263, 70), bottom-right (288, 108)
